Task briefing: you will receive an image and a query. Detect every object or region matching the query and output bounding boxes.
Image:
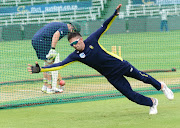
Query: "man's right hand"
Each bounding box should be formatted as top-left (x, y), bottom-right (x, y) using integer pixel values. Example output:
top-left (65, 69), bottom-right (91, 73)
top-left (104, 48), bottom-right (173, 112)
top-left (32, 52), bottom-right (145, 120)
top-left (27, 62), bottom-right (41, 74)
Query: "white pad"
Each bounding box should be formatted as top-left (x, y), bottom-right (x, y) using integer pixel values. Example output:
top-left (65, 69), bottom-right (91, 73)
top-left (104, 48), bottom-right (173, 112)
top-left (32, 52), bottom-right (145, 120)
top-left (51, 53), bottom-right (60, 90)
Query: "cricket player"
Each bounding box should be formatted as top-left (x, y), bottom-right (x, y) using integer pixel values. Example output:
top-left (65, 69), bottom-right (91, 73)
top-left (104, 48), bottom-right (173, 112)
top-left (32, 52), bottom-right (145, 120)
top-left (28, 4), bottom-right (174, 114)
top-left (32, 21), bottom-right (81, 94)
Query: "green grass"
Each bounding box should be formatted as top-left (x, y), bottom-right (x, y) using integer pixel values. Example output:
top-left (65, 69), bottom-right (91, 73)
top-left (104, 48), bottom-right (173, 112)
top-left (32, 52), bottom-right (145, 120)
top-left (0, 93), bottom-right (179, 128)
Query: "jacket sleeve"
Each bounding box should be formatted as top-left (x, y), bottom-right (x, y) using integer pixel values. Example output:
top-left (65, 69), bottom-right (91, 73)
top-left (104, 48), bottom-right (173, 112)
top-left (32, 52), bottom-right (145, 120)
top-left (90, 10), bottom-right (118, 40)
top-left (40, 54), bottom-right (77, 72)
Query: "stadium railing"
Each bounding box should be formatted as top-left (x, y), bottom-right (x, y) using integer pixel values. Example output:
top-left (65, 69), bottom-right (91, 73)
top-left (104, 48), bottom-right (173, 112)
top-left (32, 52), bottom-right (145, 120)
top-left (0, 0), bottom-right (105, 26)
top-left (0, 0), bottom-right (79, 6)
top-left (0, 7), bottom-right (101, 26)
top-left (123, 4), bottom-right (180, 18)
top-left (0, 0), bottom-right (107, 7)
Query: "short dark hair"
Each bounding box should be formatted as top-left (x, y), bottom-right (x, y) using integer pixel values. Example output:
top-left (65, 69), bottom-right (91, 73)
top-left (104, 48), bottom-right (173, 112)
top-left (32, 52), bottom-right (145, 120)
top-left (68, 32), bottom-right (82, 41)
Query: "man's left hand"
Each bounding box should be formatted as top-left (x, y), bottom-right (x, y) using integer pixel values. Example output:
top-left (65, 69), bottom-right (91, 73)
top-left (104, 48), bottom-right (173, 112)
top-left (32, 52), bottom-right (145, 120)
top-left (46, 49), bottom-right (57, 62)
top-left (116, 4), bottom-right (122, 15)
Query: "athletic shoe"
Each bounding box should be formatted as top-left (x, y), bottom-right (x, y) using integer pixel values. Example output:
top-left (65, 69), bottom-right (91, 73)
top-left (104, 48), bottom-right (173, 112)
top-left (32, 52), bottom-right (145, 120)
top-left (161, 82), bottom-right (174, 100)
top-left (149, 98), bottom-right (158, 115)
top-left (55, 88), bottom-right (63, 93)
top-left (41, 85), bottom-right (47, 93)
top-left (59, 85), bottom-right (65, 90)
top-left (46, 88), bottom-right (55, 94)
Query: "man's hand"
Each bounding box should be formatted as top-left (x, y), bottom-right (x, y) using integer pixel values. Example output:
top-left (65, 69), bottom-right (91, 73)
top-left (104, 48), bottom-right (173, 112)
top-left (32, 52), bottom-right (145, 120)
top-left (46, 49), bottom-right (57, 63)
top-left (27, 62), bottom-right (41, 74)
top-left (116, 4), bottom-right (122, 15)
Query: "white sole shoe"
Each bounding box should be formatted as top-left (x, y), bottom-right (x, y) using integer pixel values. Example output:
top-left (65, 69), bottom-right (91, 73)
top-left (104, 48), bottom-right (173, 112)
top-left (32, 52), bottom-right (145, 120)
top-left (149, 98), bottom-right (158, 115)
top-left (55, 88), bottom-right (63, 93)
top-left (46, 88), bottom-right (55, 94)
top-left (161, 82), bottom-right (174, 100)
top-left (41, 86), bottom-right (47, 93)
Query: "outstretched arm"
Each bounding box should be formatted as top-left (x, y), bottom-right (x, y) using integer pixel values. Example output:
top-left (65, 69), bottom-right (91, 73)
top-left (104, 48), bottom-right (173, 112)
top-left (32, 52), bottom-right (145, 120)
top-left (41, 56), bottom-right (77, 72)
top-left (27, 54), bottom-right (77, 73)
top-left (91, 4), bottom-right (122, 40)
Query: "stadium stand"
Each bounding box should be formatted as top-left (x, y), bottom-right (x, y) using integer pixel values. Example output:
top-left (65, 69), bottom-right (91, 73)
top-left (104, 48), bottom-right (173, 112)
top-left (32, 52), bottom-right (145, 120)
top-left (0, 0), bottom-right (107, 26)
top-left (124, 0), bottom-right (180, 18)
top-left (0, 0), bottom-right (78, 6)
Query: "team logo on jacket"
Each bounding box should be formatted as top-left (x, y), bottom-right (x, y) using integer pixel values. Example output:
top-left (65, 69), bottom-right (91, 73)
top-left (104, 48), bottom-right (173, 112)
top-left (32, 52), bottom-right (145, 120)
top-left (79, 52), bottom-right (86, 58)
top-left (89, 45), bottom-right (94, 49)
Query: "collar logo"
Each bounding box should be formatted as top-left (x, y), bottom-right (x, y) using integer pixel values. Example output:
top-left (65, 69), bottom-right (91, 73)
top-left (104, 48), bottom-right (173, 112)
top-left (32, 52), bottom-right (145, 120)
top-left (79, 52), bottom-right (86, 58)
top-left (89, 45), bottom-right (94, 49)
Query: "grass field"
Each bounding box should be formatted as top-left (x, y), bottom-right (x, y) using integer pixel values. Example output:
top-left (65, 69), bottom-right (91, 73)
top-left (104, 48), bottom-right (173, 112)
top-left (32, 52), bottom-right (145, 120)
top-left (0, 93), bottom-right (179, 128)
top-left (0, 30), bottom-right (180, 108)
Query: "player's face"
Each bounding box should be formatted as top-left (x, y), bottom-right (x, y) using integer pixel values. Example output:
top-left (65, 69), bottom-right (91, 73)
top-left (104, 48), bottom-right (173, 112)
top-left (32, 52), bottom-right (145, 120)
top-left (69, 37), bottom-right (85, 51)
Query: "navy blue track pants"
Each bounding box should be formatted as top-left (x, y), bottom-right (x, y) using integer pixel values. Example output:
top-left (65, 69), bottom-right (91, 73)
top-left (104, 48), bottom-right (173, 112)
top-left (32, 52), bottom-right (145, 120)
top-left (108, 65), bottom-right (161, 107)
